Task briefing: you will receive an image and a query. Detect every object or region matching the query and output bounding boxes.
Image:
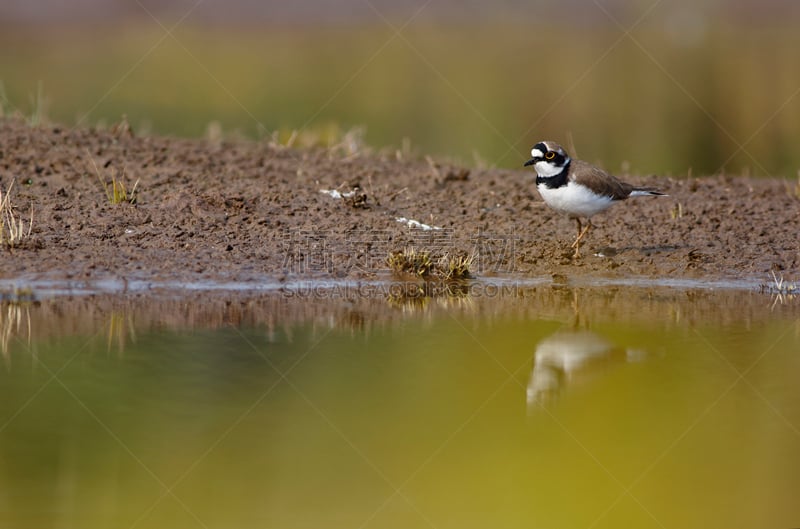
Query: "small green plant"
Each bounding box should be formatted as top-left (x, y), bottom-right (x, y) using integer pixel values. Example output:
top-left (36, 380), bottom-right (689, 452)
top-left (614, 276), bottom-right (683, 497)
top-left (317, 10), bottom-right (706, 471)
top-left (670, 202), bottom-right (684, 219)
top-left (0, 180), bottom-right (34, 248)
top-left (103, 173), bottom-right (138, 205)
top-left (87, 150), bottom-right (139, 204)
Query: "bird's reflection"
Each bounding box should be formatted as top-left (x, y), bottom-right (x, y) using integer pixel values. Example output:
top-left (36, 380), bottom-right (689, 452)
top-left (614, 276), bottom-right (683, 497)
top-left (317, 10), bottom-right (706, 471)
top-left (527, 329), bottom-right (646, 409)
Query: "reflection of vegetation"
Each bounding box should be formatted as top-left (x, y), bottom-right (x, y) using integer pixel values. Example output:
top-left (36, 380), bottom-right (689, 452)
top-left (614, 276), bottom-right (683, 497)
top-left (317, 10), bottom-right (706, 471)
top-left (386, 280), bottom-right (471, 311)
top-left (107, 312), bottom-right (136, 356)
top-left (0, 291), bottom-right (35, 364)
top-left (2, 24), bottom-right (800, 174)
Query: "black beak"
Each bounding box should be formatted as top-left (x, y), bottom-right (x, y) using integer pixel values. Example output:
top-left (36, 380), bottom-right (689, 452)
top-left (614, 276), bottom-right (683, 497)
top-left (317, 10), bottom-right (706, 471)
top-left (524, 158), bottom-right (536, 167)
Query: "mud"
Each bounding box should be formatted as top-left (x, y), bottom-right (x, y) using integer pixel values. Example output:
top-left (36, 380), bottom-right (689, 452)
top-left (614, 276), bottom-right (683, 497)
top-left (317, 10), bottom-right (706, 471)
top-left (1, 117), bottom-right (798, 289)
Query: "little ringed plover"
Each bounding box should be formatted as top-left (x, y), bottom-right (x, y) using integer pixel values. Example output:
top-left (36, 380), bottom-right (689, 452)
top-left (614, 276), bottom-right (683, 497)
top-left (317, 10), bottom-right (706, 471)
top-left (524, 141), bottom-right (666, 257)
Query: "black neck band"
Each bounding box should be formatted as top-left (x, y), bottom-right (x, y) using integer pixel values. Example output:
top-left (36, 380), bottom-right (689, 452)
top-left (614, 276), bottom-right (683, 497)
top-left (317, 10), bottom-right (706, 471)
top-left (536, 160), bottom-right (570, 189)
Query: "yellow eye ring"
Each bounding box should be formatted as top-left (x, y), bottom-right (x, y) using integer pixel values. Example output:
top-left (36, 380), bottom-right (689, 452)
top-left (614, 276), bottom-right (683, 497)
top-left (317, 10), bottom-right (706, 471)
top-left (545, 151), bottom-right (555, 160)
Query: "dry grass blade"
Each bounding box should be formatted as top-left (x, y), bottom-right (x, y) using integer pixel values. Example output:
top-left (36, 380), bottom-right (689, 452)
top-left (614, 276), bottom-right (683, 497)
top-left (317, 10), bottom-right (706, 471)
top-left (0, 179), bottom-right (34, 248)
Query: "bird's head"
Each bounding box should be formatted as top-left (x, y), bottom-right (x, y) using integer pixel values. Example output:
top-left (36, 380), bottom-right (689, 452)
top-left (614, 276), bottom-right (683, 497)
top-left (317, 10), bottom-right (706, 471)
top-left (524, 141), bottom-right (570, 177)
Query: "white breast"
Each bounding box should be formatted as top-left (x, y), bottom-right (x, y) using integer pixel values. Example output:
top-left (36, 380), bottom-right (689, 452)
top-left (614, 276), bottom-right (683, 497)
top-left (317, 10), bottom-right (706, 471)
top-left (537, 181), bottom-right (615, 218)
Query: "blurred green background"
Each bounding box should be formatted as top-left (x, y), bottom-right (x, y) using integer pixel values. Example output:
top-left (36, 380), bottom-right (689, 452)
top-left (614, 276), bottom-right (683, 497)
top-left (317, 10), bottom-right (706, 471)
top-left (1, 0), bottom-right (799, 176)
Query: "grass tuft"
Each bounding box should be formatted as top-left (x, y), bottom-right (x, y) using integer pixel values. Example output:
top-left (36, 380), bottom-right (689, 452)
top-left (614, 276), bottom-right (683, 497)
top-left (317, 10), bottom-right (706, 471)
top-left (269, 123), bottom-right (368, 157)
top-left (87, 150), bottom-right (139, 204)
top-left (28, 82), bottom-right (49, 127)
top-left (0, 81), bottom-right (8, 118)
top-left (794, 171), bottom-right (800, 199)
top-left (387, 247), bottom-right (434, 277)
top-left (0, 180), bottom-right (34, 248)
top-left (388, 247), bottom-right (476, 280)
top-left (762, 271), bottom-right (798, 294)
top-left (760, 271), bottom-right (798, 308)
top-left (438, 252), bottom-right (476, 280)
top-left (781, 171), bottom-right (800, 199)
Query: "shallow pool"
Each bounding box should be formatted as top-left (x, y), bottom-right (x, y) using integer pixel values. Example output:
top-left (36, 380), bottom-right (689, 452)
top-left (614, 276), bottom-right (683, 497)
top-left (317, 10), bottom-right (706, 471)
top-left (1, 283), bottom-right (798, 529)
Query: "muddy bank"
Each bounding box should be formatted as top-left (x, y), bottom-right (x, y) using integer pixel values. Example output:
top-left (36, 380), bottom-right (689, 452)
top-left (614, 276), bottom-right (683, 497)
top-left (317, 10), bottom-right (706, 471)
top-left (0, 117), bottom-right (798, 287)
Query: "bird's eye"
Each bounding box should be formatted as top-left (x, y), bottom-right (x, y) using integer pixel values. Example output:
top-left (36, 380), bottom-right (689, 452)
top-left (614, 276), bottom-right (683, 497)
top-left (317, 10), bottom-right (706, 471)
top-left (545, 152), bottom-right (556, 160)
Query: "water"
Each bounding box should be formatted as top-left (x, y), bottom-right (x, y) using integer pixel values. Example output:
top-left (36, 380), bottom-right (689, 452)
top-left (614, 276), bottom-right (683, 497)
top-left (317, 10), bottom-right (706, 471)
top-left (1, 284), bottom-right (798, 529)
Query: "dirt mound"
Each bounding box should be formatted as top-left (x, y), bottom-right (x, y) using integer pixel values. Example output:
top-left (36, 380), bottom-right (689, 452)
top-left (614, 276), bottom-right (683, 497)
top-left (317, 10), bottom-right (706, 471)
top-left (1, 117), bottom-right (798, 286)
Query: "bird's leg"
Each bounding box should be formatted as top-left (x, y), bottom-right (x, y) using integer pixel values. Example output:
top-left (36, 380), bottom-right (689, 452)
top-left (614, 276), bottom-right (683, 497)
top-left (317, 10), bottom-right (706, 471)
top-left (570, 218), bottom-right (583, 257)
top-left (571, 218), bottom-right (582, 248)
top-left (575, 220), bottom-right (592, 245)
top-left (571, 219), bottom-right (592, 257)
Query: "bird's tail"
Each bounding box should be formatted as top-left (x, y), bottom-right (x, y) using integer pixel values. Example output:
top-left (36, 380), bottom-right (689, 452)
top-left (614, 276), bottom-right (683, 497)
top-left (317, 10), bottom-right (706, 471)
top-left (630, 187), bottom-right (667, 197)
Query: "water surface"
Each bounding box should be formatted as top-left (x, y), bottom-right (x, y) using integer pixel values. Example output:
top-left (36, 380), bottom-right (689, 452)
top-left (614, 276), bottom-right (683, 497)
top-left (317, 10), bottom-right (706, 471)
top-left (1, 284), bottom-right (798, 529)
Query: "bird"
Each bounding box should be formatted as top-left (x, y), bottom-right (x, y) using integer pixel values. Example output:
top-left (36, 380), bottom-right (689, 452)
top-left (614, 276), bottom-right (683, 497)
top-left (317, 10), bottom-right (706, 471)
top-left (524, 141), bottom-right (666, 257)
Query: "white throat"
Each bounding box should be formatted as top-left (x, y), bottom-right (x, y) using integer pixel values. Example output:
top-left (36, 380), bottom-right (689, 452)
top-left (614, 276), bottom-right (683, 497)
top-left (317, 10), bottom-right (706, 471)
top-left (534, 160), bottom-right (567, 178)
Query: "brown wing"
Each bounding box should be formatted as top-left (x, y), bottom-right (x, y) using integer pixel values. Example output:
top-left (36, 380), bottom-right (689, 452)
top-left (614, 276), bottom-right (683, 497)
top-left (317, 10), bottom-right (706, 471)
top-left (569, 160), bottom-right (633, 200)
